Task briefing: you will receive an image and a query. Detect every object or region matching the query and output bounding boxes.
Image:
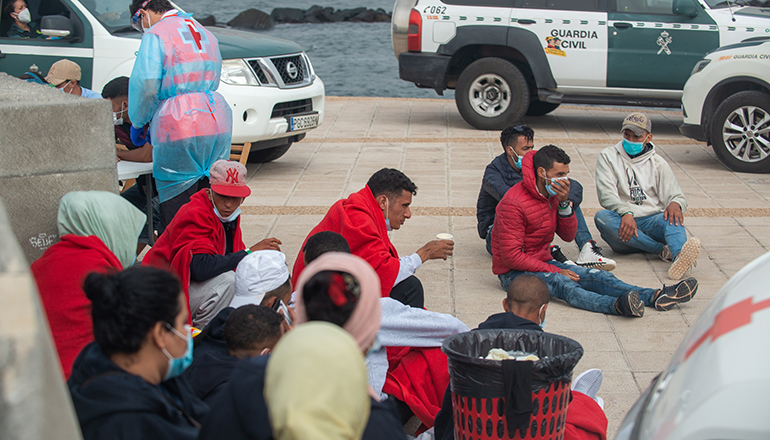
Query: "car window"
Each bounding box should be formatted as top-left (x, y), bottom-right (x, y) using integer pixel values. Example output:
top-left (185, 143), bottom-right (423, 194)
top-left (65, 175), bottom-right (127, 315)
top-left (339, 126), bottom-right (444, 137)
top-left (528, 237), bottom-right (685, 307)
top-left (79, 0), bottom-right (132, 33)
top-left (616, 0), bottom-right (676, 14)
top-left (0, 0), bottom-right (69, 39)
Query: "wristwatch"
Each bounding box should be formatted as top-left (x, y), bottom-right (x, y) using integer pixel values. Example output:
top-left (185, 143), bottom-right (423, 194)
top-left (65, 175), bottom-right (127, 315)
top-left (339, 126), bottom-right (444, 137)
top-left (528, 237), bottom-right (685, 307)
top-left (558, 200), bottom-right (570, 209)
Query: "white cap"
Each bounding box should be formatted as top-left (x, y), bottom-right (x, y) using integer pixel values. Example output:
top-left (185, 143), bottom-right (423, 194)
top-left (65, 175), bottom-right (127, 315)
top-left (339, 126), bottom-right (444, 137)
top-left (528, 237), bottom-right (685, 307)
top-left (231, 250), bottom-right (289, 308)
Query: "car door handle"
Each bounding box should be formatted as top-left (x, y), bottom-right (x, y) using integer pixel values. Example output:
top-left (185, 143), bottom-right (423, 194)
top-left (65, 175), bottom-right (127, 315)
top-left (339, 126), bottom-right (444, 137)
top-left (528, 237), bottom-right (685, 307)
top-left (613, 22), bottom-right (632, 29)
top-left (0, 50), bottom-right (5, 59)
top-left (518, 19), bottom-right (536, 24)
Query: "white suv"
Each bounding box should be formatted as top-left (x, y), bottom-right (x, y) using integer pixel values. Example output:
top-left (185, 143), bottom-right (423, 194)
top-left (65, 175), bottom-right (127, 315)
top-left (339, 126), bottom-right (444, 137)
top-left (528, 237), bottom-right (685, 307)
top-left (680, 38), bottom-right (770, 173)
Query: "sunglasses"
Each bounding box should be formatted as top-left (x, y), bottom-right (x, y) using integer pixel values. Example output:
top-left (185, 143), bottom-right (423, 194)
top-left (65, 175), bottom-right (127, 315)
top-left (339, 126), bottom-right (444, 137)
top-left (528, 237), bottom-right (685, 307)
top-left (131, 0), bottom-right (151, 32)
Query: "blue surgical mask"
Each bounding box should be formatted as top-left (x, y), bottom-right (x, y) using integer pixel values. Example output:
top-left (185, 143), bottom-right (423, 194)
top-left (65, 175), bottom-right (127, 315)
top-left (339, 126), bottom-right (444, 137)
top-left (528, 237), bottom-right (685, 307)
top-left (162, 324), bottom-right (193, 381)
top-left (509, 148), bottom-right (522, 170)
top-left (385, 219), bottom-right (392, 231)
top-left (210, 193), bottom-right (241, 222)
top-left (545, 176), bottom-right (567, 198)
top-left (622, 138), bottom-right (645, 156)
top-left (538, 304), bottom-right (546, 329)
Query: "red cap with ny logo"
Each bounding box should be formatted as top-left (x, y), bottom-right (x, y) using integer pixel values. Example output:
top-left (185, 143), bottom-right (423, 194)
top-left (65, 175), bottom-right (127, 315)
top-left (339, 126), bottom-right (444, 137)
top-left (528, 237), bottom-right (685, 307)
top-left (209, 160), bottom-right (251, 198)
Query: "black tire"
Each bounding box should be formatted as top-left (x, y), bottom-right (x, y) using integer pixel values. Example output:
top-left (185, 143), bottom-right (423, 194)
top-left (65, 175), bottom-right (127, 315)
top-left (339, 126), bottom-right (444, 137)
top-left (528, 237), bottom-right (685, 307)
top-left (526, 100), bottom-right (560, 116)
top-left (455, 58), bottom-right (529, 130)
top-left (709, 91), bottom-right (770, 173)
top-left (247, 143), bottom-right (292, 163)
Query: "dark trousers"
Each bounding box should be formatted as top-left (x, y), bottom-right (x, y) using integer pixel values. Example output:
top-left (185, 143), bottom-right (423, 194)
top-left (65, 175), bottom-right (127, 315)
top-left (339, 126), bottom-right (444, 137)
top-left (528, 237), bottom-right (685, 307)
top-left (158, 177), bottom-right (210, 235)
top-left (389, 275), bottom-right (424, 309)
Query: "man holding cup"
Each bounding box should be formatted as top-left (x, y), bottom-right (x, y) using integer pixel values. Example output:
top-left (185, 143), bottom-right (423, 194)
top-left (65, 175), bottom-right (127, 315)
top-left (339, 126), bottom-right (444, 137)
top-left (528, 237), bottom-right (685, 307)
top-left (292, 168), bottom-right (453, 308)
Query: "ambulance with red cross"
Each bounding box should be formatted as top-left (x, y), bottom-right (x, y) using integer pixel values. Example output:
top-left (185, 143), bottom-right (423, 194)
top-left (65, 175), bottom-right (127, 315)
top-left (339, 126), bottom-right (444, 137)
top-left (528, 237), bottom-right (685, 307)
top-left (0, 0), bottom-right (324, 162)
top-left (392, 0), bottom-right (770, 130)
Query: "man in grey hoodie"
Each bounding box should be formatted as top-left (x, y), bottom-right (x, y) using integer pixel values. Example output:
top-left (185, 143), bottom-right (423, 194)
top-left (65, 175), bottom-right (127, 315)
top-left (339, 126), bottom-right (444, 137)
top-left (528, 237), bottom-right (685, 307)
top-left (594, 113), bottom-right (701, 282)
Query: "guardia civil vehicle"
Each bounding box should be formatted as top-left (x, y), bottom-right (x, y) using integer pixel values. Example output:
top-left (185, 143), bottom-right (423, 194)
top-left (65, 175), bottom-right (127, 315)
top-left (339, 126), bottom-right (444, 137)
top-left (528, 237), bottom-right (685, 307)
top-left (0, 0), bottom-right (324, 162)
top-left (392, 0), bottom-right (770, 129)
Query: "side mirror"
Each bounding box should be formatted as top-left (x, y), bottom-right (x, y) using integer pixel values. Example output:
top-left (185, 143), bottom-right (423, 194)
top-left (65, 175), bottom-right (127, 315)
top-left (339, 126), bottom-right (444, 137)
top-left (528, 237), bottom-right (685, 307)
top-left (40, 15), bottom-right (73, 37)
top-left (672, 0), bottom-right (699, 17)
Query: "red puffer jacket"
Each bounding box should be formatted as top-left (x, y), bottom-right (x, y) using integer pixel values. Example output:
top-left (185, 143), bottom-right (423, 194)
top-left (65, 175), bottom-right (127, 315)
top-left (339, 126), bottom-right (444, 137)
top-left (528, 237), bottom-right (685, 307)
top-left (491, 150), bottom-right (577, 275)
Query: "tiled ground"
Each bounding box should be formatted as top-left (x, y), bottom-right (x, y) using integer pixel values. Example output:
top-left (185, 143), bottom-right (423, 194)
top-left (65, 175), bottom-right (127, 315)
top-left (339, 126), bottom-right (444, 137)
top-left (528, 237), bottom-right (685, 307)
top-left (240, 97), bottom-right (770, 438)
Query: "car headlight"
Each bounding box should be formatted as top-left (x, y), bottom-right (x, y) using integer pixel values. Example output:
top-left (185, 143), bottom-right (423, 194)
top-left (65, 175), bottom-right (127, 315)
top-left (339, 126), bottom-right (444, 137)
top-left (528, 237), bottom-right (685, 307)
top-left (691, 59), bottom-right (711, 76)
top-left (221, 59), bottom-right (259, 86)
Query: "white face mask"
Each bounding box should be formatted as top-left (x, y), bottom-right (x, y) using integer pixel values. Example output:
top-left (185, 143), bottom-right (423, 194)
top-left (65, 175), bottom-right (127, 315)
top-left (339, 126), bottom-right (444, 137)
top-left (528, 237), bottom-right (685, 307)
top-left (15, 7), bottom-right (31, 23)
top-left (538, 304), bottom-right (546, 329)
top-left (113, 103), bottom-right (126, 126)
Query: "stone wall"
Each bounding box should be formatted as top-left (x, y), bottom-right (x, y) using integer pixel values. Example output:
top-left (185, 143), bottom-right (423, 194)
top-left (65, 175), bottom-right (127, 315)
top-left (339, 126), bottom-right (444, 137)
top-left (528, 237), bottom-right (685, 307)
top-left (0, 73), bottom-right (117, 264)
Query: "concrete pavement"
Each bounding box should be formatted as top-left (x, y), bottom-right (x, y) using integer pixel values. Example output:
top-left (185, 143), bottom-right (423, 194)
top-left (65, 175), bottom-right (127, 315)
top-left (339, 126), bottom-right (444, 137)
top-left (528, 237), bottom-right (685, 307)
top-left (239, 96), bottom-right (770, 438)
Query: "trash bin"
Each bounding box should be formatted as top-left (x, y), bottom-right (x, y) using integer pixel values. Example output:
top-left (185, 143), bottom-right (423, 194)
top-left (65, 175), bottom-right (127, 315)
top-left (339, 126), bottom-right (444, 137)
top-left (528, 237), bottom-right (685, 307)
top-left (442, 330), bottom-right (583, 440)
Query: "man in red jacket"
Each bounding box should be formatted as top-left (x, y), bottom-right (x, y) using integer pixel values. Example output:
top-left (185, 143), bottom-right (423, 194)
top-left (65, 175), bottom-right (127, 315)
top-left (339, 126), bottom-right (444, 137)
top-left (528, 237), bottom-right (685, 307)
top-left (491, 145), bottom-right (697, 317)
top-left (292, 168), bottom-right (453, 308)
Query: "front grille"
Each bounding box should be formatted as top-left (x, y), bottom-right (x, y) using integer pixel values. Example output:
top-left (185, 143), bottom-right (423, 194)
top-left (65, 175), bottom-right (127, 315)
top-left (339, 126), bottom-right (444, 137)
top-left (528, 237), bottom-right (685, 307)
top-left (271, 99), bottom-right (313, 118)
top-left (271, 55), bottom-right (305, 85)
top-left (247, 60), bottom-right (269, 84)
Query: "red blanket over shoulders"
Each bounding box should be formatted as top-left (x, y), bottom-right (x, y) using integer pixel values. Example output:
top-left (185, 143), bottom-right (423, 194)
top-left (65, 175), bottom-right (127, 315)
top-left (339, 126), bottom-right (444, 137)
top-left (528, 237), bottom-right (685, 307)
top-left (291, 186), bottom-right (400, 296)
top-left (143, 189), bottom-right (245, 300)
top-left (30, 234), bottom-right (122, 379)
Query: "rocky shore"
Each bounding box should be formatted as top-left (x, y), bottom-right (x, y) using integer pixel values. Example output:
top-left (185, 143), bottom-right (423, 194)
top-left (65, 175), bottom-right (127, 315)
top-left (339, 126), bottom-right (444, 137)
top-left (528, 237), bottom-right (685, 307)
top-left (198, 6), bottom-right (392, 31)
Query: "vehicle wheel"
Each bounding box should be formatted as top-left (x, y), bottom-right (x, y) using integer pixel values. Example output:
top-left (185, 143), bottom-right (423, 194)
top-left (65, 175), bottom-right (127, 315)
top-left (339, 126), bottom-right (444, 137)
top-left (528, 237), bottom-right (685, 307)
top-left (526, 100), bottom-right (560, 116)
top-left (455, 58), bottom-right (529, 130)
top-left (709, 91), bottom-right (770, 173)
top-left (247, 143), bottom-right (292, 163)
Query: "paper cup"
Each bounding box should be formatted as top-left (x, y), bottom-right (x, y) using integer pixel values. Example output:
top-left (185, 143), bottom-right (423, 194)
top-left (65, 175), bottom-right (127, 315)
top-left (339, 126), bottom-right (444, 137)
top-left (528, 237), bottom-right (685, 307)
top-left (436, 233), bottom-right (453, 241)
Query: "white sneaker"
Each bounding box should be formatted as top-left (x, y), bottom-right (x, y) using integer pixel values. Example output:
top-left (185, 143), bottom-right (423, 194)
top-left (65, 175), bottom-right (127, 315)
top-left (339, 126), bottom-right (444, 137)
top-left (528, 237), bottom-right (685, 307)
top-left (594, 396), bottom-right (604, 411)
top-left (659, 245), bottom-right (673, 262)
top-left (668, 237), bottom-right (700, 280)
top-left (572, 368), bottom-right (603, 399)
top-left (576, 241), bottom-right (616, 271)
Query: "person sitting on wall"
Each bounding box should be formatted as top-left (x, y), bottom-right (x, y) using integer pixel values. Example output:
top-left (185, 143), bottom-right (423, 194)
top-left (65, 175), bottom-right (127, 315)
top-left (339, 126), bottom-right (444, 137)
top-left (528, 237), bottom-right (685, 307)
top-left (292, 168), bottom-right (454, 309)
top-left (143, 160), bottom-right (282, 328)
top-left (31, 191), bottom-right (145, 379)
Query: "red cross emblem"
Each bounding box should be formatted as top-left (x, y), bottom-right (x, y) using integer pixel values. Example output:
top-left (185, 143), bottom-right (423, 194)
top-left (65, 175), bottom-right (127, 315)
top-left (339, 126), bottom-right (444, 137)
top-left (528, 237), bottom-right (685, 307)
top-left (185, 20), bottom-right (202, 51)
top-left (226, 168), bottom-right (239, 184)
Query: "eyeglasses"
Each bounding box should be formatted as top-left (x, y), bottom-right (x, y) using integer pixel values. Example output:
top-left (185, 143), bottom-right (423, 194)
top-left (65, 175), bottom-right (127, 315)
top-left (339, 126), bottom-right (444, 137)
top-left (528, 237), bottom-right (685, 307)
top-left (131, 0), bottom-right (151, 32)
top-left (511, 124), bottom-right (528, 133)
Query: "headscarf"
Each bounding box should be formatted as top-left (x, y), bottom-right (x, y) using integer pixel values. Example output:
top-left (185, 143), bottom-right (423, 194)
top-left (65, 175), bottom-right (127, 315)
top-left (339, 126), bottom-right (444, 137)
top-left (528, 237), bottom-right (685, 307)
top-left (265, 322), bottom-right (370, 440)
top-left (57, 191), bottom-right (145, 269)
top-left (294, 252), bottom-right (382, 352)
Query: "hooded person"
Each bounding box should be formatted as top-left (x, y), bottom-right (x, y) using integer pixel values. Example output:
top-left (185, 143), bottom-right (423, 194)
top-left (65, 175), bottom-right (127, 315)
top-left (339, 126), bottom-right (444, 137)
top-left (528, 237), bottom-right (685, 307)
top-left (31, 191), bottom-right (145, 378)
top-left (231, 250), bottom-right (294, 326)
top-left (265, 322), bottom-right (370, 440)
top-left (143, 160), bottom-right (282, 328)
top-left (68, 267), bottom-right (208, 440)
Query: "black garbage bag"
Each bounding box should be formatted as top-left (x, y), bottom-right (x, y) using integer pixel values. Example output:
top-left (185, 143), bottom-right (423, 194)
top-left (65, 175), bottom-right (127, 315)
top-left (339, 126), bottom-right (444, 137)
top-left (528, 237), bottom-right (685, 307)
top-left (442, 329), bottom-right (583, 434)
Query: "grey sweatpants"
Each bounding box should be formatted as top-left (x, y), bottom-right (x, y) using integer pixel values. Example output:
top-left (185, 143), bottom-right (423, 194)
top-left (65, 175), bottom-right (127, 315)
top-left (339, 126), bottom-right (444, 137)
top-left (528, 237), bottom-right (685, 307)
top-left (188, 271), bottom-right (235, 329)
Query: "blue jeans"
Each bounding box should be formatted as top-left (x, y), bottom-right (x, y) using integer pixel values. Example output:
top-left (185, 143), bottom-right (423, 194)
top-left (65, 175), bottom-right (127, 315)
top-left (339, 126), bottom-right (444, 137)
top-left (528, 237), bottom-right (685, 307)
top-left (486, 205), bottom-right (593, 256)
top-left (498, 261), bottom-right (658, 315)
top-left (121, 185), bottom-right (161, 245)
top-left (594, 210), bottom-right (687, 258)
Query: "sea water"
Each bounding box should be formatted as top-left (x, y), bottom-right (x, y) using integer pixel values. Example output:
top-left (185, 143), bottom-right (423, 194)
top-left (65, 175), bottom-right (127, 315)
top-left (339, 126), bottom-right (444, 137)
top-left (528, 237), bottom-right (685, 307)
top-left (175, 0), bottom-right (454, 99)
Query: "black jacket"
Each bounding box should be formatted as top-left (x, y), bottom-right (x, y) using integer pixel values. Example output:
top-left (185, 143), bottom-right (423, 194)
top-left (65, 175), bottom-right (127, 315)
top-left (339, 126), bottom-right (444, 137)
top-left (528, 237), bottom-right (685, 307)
top-left (476, 153), bottom-right (583, 239)
top-left (182, 307), bottom-right (238, 405)
top-left (68, 342), bottom-right (209, 440)
top-left (433, 312), bottom-right (543, 440)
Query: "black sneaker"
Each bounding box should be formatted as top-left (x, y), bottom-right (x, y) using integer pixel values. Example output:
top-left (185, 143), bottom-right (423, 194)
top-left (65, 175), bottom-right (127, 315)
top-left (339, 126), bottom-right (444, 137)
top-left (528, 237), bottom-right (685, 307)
top-left (653, 277), bottom-right (698, 311)
top-left (614, 291), bottom-right (644, 317)
top-left (550, 245), bottom-right (576, 265)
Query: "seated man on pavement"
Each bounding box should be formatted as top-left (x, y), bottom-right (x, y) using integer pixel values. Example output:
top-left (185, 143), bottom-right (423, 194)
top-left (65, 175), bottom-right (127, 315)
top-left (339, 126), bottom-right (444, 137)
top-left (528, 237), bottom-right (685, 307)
top-left (46, 59), bottom-right (102, 99)
top-left (434, 274), bottom-right (608, 440)
top-left (477, 124), bottom-right (615, 270)
top-left (594, 113), bottom-right (700, 281)
top-left (143, 160), bottom-right (282, 328)
top-left (102, 76), bottom-right (160, 252)
top-left (292, 168), bottom-right (453, 308)
top-left (492, 145), bottom-right (698, 318)
top-left (303, 231), bottom-right (469, 428)
top-left (182, 304), bottom-right (283, 405)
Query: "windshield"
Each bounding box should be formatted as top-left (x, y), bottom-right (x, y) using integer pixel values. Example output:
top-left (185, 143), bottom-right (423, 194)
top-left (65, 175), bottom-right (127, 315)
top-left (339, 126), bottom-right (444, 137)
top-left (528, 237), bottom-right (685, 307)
top-left (80, 0), bottom-right (184, 33)
top-left (705, 0), bottom-right (770, 8)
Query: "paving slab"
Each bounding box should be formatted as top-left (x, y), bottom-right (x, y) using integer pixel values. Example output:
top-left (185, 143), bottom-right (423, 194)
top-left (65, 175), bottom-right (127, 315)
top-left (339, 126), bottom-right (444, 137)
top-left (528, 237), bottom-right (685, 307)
top-left (233, 97), bottom-right (769, 439)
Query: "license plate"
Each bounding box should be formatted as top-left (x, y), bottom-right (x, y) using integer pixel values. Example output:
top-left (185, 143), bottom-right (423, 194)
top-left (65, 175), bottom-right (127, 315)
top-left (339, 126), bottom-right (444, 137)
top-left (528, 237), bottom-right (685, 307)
top-left (289, 113), bottom-right (319, 131)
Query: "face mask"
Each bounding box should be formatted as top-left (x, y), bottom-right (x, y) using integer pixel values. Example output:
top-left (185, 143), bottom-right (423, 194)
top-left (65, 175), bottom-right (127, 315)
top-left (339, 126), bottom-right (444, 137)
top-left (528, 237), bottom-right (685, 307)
top-left (142, 14), bottom-right (150, 32)
top-left (544, 176), bottom-right (567, 198)
top-left (509, 148), bottom-right (522, 169)
top-left (15, 7), bottom-right (31, 23)
top-left (384, 198), bottom-right (392, 232)
top-left (538, 304), bottom-right (546, 329)
top-left (622, 138), bottom-right (645, 156)
top-left (210, 192), bottom-right (241, 222)
top-left (58, 81), bottom-right (73, 94)
top-left (113, 103), bottom-right (126, 126)
top-left (162, 324), bottom-right (193, 381)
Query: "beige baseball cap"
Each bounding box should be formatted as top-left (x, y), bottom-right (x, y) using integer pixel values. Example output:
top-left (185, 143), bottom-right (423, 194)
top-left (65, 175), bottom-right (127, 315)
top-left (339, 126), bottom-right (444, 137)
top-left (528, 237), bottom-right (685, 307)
top-left (621, 112), bottom-right (652, 136)
top-left (45, 59), bottom-right (81, 86)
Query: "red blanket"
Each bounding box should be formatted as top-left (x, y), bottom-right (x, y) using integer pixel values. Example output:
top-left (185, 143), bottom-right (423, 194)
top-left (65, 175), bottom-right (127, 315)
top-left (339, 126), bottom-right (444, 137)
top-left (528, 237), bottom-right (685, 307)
top-left (30, 235), bottom-right (122, 379)
top-left (143, 189), bottom-right (245, 301)
top-left (382, 346), bottom-right (449, 429)
top-left (291, 186), bottom-right (400, 296)
top-left (565, 391), bottom-right (608, 440)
